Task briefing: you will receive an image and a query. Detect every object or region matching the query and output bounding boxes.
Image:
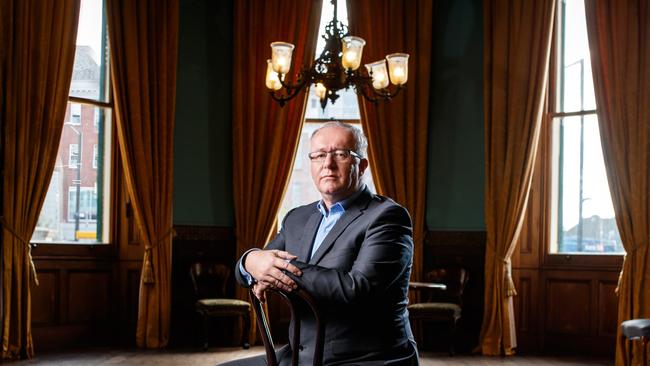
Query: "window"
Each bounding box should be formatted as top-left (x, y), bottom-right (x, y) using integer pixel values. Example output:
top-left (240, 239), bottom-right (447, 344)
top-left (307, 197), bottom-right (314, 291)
top-left (67, 187), bottom-right (98, 223)
top-left (70, 103), bottom-right (82, 125)
top-left (94, 108), bottom-right (100, 128)
top-left (68, 144), bottom-right (80, 168)
top-left (31, 0), bottom-right (112, 244)
top-left (548, 0), bottom-right (623, 255)
top-left (277, 0), bottom-right (377, 227)
top-left (93, 144), bottom-right (98, 169)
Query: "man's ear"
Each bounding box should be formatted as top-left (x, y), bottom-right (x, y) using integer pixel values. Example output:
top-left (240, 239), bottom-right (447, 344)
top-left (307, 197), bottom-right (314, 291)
top-left (359, 158), bottom-right (369, 176)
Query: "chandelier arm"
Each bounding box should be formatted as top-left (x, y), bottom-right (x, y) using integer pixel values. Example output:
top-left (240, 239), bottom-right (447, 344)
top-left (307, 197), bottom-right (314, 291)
top-left (278, 67), bottom-right (310, 92)
top-left (269, 73), bottom-right (312, 107)
top-left (357, 84), bottom-right (406, 104)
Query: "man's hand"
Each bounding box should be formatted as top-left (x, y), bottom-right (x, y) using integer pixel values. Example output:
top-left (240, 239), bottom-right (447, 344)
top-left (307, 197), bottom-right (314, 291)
top-left (244, 249), bottom-right (302, 301)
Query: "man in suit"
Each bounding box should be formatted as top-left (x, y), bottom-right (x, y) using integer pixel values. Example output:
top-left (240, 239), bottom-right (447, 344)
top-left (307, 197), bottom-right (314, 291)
top-left (221, 122), bottom-right (417, 365)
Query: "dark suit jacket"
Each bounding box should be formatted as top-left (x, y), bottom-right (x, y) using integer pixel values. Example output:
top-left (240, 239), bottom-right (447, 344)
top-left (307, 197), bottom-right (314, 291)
top-left (236, 187), bottom-right (417, 365)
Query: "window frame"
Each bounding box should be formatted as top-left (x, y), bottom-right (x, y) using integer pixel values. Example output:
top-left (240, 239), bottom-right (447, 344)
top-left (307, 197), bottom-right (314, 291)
top-left (30, 0), bottom-right (115, 249)
top-left (541, 0), bottom-right (623, 268)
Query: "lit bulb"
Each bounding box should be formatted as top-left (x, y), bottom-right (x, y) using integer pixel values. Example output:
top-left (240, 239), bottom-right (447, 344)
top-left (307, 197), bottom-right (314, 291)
top-left (394, 67), bottom-right (404, 78)
top-left (315, 83), bottom-right (327, 99)
top-left (266, 59), bottom-right (283, 90)
top-left (345, 52), bottom-right (357, 63)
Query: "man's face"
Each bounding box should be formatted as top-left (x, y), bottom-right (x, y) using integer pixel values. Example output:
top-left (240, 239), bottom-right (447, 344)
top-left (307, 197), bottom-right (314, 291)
top-left (310, 126), bottom-right (368, 206)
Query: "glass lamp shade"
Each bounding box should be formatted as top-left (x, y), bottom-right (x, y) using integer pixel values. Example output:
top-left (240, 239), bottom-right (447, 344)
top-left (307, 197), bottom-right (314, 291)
top-left (365, 60), bottom-right (389, 90)
top-left (386, 53), bottom-right (409, 85)
top-left (270, 42), bottom-right (295, 74)
top-left (315, 83), bottom-right (327, 99)
top-left (265, 59), bottom-right (283, 90)
top-left (341, 36), bottom-right (366, 70)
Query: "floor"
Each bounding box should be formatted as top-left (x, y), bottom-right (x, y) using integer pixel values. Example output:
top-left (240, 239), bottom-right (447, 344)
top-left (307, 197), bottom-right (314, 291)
top-left (6, 346), bottom-right (614, 366)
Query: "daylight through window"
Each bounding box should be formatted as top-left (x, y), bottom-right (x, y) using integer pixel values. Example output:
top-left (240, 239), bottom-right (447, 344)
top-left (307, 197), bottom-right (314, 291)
top-left (549, 0), bottom-right (623, 254)
top-left (31, 0), bottom-right (112, 244)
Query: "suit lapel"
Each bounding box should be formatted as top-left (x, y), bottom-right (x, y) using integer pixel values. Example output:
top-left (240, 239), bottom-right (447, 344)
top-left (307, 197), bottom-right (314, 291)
top-left (299, 210), bottom-right (322, 262)
top-left (309, 189), bottom-right (373, 265)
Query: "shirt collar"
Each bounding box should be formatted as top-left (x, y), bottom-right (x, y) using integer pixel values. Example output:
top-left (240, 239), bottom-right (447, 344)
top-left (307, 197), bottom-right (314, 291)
top-left (316, 184), bottom-right (366, 217)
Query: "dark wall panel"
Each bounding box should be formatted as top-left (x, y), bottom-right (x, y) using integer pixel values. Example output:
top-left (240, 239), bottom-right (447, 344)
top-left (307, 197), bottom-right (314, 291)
top-left (174, 0), bottom-right (234, 226)
top-left (427, 0), bottom-right (484, 230)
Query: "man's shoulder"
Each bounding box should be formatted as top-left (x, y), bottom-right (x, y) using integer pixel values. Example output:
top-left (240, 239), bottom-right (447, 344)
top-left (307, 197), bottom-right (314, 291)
top-left (363, 193), bottom-right (412, 224)
top-left (283, 201), bottom-right (319, 220)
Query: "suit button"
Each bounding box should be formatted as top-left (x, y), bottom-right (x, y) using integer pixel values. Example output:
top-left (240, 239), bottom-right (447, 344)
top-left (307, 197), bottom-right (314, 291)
top-left (298, 345), bottom-right (304, 351)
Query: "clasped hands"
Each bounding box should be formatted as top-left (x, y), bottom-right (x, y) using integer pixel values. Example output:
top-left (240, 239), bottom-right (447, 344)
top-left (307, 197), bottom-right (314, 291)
top-left (244, 249), bottom-right (302, 302)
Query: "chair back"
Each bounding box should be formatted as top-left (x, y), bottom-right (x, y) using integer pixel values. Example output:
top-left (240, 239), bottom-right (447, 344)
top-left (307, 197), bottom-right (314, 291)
top-left (250, 288), bottom-right (324, 366)
top-left (189, 262), bottom-right (230, 299)
top-left (423, 267), bottom-right (469, 305)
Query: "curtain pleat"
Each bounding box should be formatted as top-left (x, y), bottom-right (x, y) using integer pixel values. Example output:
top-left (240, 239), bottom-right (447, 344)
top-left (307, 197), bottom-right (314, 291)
top-left (584, 2), bottom-right (650, 365)
top-left (0, 0), bottom-right (80, 358)
top-left (479, 0), bottom-right (555, 356)
top-left (232, 0), bottom-right (322, 343)
top-left (347, 0), bottom-right (433, 285)
top-left (106, 0), bottom-right (179, 348)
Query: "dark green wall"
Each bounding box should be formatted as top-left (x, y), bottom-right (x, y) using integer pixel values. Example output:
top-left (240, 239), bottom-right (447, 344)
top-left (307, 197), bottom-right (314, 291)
top-left (426, 0), bottom-right (485, 230)
top-left (173, 0), bottom-right (485, 230)
top-left (173, 0), bottom-right (234, 226)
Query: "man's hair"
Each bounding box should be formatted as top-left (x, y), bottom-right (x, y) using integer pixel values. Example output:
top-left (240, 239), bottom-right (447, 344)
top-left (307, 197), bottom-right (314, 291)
top-left (311, 121), bottom-right (368, 158)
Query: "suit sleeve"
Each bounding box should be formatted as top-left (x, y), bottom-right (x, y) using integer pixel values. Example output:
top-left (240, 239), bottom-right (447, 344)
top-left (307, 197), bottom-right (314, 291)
top-left (233, 211), bottom-right (292, 287)
top-left (287, 204), bottom-right (413, 305)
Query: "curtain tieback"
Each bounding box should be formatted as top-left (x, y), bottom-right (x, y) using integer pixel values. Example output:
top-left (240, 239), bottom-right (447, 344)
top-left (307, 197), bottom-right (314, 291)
top-left (142, 226), bottom-right (177, 285)
top-left (503, 258), bottom-right (517, 297)
top-left (0, 216), bottom-right (39, 286)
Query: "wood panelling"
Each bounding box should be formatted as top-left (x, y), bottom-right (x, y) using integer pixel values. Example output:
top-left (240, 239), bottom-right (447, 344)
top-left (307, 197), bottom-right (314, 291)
top-left (67, 271), bottom-right (111, 323)
top-left (512, 265), bottom-right (620, 355)
top-left (545, 278), bottom-right (591, 335)
top-left (512, 269), bottom-right (541, 351)
top-left (31, 270), bottom-right (58, 325)
top-left (32, 260), bottom-right (115, 349)
top-left (597, 280), bottom-right (618, 337)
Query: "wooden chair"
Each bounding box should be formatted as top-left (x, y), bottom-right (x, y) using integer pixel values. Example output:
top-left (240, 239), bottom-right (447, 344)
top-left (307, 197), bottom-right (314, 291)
top-left (250, 288), bottom-right (324, 366)
top-left (189, 262), bottom-right (251, 350)
top-left (407, 267), bottom-right (469, 355)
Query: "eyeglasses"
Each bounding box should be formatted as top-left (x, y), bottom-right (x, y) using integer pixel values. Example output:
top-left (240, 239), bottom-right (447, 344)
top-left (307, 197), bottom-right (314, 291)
top-left (308, 149), bottom-right (361, 162)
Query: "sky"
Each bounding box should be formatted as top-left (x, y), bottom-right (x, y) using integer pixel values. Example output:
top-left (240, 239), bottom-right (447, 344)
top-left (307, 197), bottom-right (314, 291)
top-left (76, 0), bottom-right (103, 64)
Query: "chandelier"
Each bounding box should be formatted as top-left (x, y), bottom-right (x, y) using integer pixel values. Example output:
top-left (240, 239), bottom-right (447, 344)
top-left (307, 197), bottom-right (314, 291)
top-left (264, 0), bottom-right (409, 110)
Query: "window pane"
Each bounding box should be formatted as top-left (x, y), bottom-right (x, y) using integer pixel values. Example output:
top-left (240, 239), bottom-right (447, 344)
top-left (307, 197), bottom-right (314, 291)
top-left (32, 0), bottom-right (111, 244)
top-left (69, 0), bottom-right (109, 103)
top-left (303, 0), bottom-right (360, 120)
top-left (552, 115), bottom-right (623, 254)
top-left (32, 104), bottom-right (110, 243)
top-left (556, 0), bottom-right (596, 112)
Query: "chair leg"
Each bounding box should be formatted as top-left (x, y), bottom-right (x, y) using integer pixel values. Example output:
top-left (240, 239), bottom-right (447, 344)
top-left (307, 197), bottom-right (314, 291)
top-left (448, 319), bottom-right (457, 357)
top-left (242, 312), bottom-right (251, 349)
top-left (643, 337), bottom-right (647, 366)
top-left (202, 314), bottom-right (209, 351)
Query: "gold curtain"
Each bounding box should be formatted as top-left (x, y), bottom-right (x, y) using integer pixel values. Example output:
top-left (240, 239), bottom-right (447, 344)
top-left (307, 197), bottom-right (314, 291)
top-left (106, 0), bottom-right (179, 348)
top-left (0, 0), bottom-right (80, 358)
top-left (232, 0), bottom-right (321, 342)
top-left (584, 2), bottom-right (650, 365)
top-left (347, 0), bottom-right (433, 284)
top-left (479, 0), bottom-right (555, 356)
